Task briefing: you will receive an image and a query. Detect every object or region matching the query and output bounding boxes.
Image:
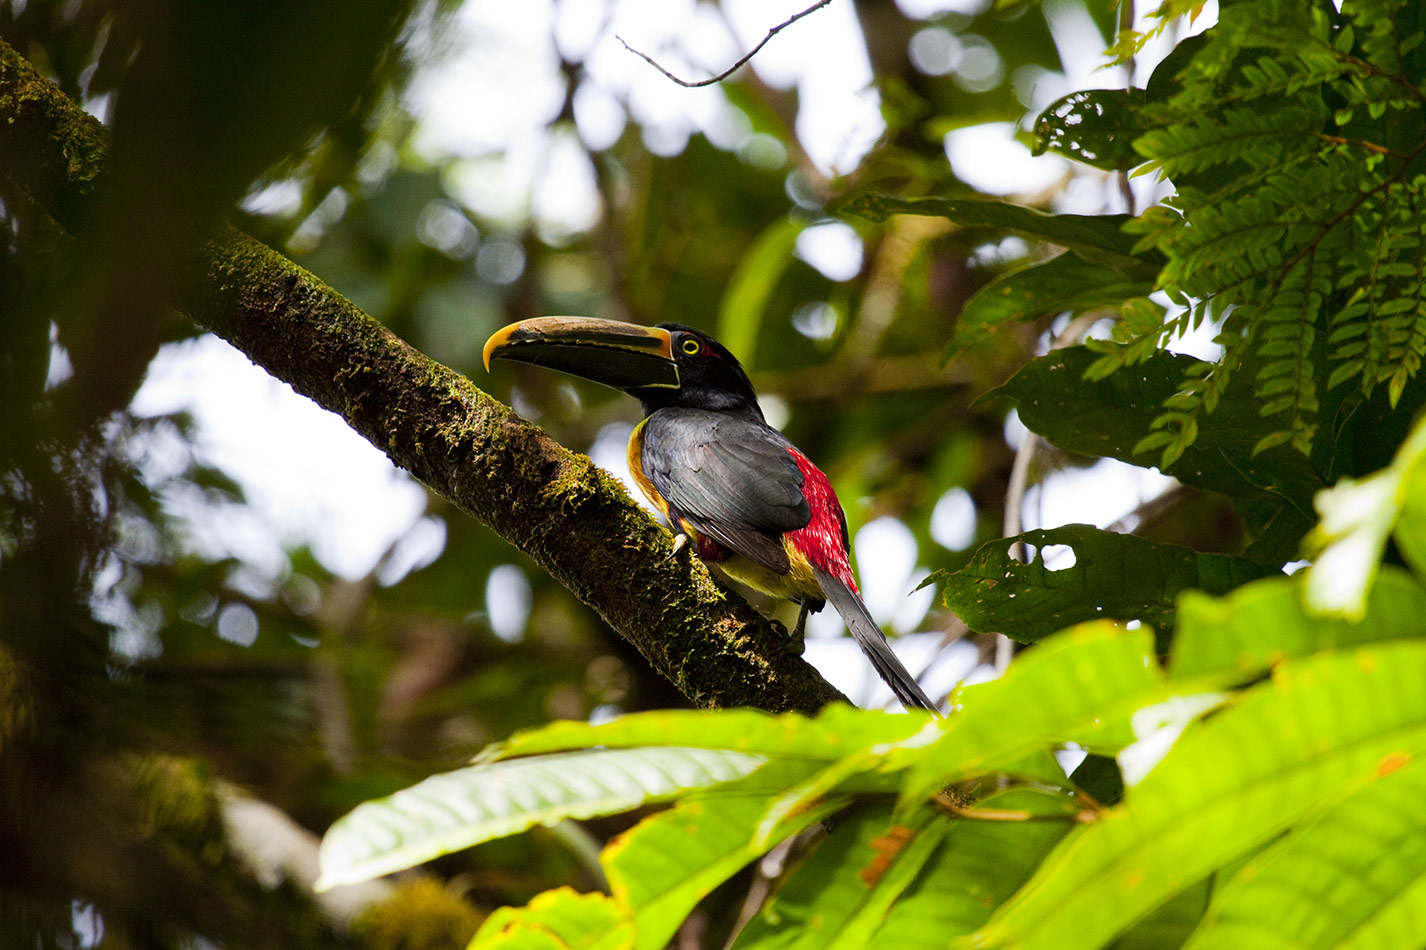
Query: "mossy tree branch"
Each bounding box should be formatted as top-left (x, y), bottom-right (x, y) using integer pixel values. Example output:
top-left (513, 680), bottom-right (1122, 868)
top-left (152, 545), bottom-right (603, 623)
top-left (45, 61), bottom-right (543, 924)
top-left (0, 37), bottom-right (845, 714)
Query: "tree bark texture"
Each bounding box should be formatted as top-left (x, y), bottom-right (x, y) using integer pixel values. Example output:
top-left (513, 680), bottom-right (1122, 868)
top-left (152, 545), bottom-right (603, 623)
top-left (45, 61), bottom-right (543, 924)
top-left (0, 37), bottom-right (846, 714)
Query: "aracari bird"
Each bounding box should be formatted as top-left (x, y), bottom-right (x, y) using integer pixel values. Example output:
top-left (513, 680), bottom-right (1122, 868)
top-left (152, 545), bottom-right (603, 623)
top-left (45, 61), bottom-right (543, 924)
top-left (483, 316), bottom-right (937, 713)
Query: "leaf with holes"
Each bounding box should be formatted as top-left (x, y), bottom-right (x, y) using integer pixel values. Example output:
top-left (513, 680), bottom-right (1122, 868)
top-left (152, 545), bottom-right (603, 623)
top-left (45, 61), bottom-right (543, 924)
top-left (1034, 88), bottom-right (1149, 171)
top-left (315, 746), bottom-right (765, 890)
top-left (929, 524), bottom-right (1267, 642)
top-left (982, 346), bottom-right (1325, 515)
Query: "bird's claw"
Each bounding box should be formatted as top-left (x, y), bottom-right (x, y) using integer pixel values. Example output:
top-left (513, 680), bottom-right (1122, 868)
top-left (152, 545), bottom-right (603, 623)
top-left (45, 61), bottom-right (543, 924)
top-left (667, 532), bottom-right (689, 560)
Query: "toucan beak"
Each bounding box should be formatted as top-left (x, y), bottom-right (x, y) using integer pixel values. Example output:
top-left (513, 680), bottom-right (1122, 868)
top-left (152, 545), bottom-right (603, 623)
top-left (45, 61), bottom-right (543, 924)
top-left (483, 317), bottom-right (680, 391)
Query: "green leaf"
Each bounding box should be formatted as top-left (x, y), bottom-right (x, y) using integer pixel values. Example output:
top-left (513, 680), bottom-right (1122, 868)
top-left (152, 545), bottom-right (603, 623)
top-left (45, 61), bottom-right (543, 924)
top-left (983, 346), bottom-right (1325, 513)
top-left (838, 196), bottom-right (1157, 273)
top-left (604, 760), bottom-right (847, 950)
top-left (731, 804), bottom-right (950, 950)
top-left (901, 622), bottom-right (1208, 806)
top-left (316, 747), bottom-right (765, 890)
top-left (469, 888), bottom-right (631, 950)
top-left (952, 252), bottom-right (1155, 353)
top-left (481, 706), bottom-right (930, 765)
top-left (1033, 88), bottom-right (1150, 171)
top-left (867, 789), bottom-right (1078, 948)
top-left (962, 640), bottom-right (1426, 950)
top-left (1180, 754), bottom-right (1426, 949)
top-left (1171, 568), bottom-right (1426, 680)
top-left (932, 524), bottom-right (1268, 642)
top-left (1110, 878), bottom-right (1212, 950)
top-left (1304, 413), bottom-right (1426, 618)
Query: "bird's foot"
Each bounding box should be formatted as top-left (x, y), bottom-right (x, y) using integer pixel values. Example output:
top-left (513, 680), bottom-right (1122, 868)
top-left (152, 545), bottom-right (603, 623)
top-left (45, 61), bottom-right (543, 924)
top-left (791, 603), bottom-right (811, 641)
top-left (770, 616), bottom-right (806, 655)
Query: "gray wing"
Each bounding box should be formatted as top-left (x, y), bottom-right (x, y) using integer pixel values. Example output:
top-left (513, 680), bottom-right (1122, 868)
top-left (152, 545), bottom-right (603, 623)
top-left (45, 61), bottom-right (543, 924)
top-left (641, 408), bottom-right (811, 573)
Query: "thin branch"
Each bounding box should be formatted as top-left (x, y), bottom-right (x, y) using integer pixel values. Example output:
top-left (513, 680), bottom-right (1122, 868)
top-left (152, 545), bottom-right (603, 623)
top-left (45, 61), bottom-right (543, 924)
top-left (616, 0), bottom-right (832, 88)
top-left (1317, 133), bottom-right (1407, 160)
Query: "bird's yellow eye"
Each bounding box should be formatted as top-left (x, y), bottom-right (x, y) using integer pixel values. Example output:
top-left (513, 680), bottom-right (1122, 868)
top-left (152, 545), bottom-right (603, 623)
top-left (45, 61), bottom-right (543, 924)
top-left (680, 337), bottom-right (702, 356)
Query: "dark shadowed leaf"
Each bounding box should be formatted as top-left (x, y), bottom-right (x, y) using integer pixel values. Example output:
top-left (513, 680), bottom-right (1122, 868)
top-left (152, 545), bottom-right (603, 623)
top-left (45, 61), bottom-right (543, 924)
top-left (1034, 88), bottom-right (1149, 171)
top-left (953, 251), bottom-right (1155, 353)
top-left (839, 195), bottom-right (1158, 274)
top-left (931, 524), bottom-right (1268, 642)
top-left (982, 347), bottom-right (1325, 515)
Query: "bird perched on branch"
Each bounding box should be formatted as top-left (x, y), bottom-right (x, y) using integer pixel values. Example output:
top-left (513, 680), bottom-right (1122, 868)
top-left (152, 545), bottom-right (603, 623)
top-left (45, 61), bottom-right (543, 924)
top-left (484, 316), bottom-right (938, 713)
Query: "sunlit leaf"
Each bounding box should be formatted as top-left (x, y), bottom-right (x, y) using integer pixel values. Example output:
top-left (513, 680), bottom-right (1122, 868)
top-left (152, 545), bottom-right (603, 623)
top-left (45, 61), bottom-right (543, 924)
top-left (900, 622), bottom-right (1199, 806)
top-left (469, 888), bottom-right (631, 950)
top-left (717, 216), bottom-right (805, 369)
top-left (1181, 756), bottom-right (1426, 950)
top-left (481, 705), bottom-right (931, 765)
top-left (316, 747), bottom-right (764, 890)
top-left (1172, 568), bottom-right (1426, 680)
top-left (604, 761), bottom-right (847, 950)
top-left (1303, 413), bottom-right (1426, 618)
top-left (963, 640), bottom-right (1426, 950)
top-left (731, 804), bottom-right (951, 950)
top-left (868, 789), bottom-right (1077, 948)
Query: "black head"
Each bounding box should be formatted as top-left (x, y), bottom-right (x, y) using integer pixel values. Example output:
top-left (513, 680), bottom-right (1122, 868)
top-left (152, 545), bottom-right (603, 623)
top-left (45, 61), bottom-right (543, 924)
top-left (639, 323), bottom-right (761, 419)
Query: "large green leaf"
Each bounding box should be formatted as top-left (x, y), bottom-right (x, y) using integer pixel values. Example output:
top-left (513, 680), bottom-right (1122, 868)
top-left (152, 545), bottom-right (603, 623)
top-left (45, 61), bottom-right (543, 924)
top-left (983, 346), bottom-right (1325, 514)
top-left (1172, 568), bottom-right (1426, 680)
top-left (731, 804), bottom-right (951, 950)
top-left (316, 747), bottom-right (764, 890)
top-left (961, 639), bottom-right (1426, 950)
top-left (900, 622), bottom-right (1211, 806)
top-left (839, 196), bottom-right (1158, 274)
top-left (867, 789), bottom-right (1077, 949)
top-left (1181, 756), bottom-right (1426, 950)
top-left (954, 251), bottom-right (1154, 352)
top-left (481, 705), bottom-right (932, 765)
top-left (932, 524), bottom-right (1267, 642)
top-left (1109, 877), bottom-right (1212, 950)
top-left (603, 760), bottom-right (847, 950)
top-left (469, 888), bottom-right (630, 950)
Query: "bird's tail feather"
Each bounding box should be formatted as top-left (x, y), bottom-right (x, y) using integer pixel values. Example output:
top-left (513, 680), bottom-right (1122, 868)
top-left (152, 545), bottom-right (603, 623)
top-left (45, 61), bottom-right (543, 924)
top-left (814, 569), bottom-right (939, 714)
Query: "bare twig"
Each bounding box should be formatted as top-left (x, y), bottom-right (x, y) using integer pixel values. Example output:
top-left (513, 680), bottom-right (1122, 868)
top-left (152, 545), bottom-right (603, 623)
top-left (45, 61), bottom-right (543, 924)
top-left (995, 311), bottom-right (1103, 674)
top-left (616, 0), bottom-right (832, 88)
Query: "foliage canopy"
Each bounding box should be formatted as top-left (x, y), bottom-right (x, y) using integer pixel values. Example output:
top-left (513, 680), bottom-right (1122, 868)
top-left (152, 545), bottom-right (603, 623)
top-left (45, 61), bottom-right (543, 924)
top-left (4, 0), bottom-right (1426, 948)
